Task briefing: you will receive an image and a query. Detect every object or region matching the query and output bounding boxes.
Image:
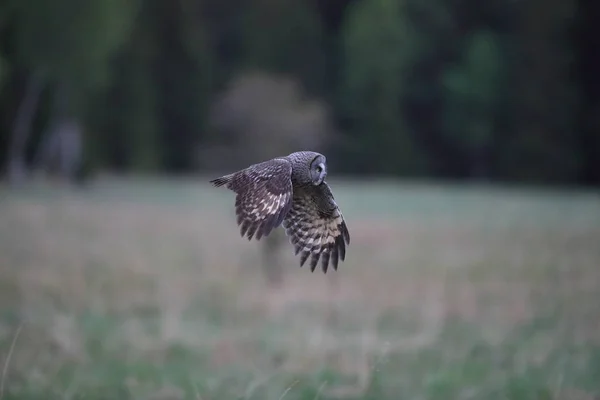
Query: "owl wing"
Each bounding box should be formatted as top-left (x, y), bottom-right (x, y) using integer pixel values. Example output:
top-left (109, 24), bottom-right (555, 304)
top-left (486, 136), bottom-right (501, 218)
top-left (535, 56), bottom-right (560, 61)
top-left (282, 181), bottom-right (350, 273)
top-left (210, 159), bottom-right (293, 241)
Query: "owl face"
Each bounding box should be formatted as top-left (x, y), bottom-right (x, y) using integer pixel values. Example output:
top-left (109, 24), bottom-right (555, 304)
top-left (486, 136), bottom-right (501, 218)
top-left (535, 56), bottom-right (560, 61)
top-left (309, 154), bottom-right (327, 185)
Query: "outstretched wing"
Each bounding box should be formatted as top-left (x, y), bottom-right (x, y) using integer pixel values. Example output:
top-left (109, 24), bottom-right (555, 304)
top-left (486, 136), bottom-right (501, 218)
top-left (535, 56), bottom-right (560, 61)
top-left (210, 159), bottom-right (293, 240)
top-left (282, 182), bottom-right (350, 273)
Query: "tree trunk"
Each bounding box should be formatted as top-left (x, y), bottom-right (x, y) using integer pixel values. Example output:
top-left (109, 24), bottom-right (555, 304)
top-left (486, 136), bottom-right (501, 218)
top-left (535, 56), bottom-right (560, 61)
top-left (469, 122), bottom-right (491, 181)
top-left (6, 73), bottom-right (44, 184)
top-left (470, 147), bottom-right (488, 181)
top-left (34, 82), bottom-right (83, 182)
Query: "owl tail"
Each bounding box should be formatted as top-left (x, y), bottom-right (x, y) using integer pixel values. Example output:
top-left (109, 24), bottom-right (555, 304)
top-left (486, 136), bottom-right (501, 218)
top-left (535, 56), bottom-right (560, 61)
top-left (209, 174), bottom-right (234, 188)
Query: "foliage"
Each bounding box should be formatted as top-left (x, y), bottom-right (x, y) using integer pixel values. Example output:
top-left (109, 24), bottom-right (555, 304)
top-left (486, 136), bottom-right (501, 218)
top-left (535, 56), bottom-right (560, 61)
top-left (339, 0), bottom-right (428, 176)
top-left (497, 0), bottom-right (583, 183)
top-left (441, 30), bottom-right (505, 178)
top-left (7, 0), bottom-right (137, 108)
top-left (1, 179), bottom-right (599, 398)
top-left (0, 0), bottom-right (597, 185)
top-left (204, 71), bottom-right (332, 170)
top-left (240, 0), bottom-right (327, 95)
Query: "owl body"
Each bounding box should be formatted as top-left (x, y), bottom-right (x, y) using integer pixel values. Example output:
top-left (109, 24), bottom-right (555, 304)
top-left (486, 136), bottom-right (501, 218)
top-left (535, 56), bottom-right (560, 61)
top-left (210, 151), bottom-right (350, 273)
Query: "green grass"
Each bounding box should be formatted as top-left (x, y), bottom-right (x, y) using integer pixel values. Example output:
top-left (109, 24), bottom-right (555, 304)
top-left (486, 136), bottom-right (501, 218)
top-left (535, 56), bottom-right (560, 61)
top-left (0, 176), bottom-right (599, 399)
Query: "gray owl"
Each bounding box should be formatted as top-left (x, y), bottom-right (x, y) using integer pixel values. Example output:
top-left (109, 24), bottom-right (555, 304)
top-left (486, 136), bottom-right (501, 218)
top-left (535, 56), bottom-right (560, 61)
top-left (210, 151), bottom-right (350, 273)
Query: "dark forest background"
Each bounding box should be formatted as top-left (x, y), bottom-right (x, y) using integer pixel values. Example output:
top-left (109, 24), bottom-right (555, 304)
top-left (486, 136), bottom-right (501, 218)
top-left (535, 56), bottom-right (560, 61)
top-left (1, 0), bottom-right (599, 186)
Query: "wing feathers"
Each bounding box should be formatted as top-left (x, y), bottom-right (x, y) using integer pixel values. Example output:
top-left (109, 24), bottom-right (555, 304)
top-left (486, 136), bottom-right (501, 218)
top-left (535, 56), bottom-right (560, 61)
top-left (282, 182), bottom-right (350, 273)
top-left (209, 174), bottom-right (233, 187)
top-left (211, 160), bottom-right (350, 273)
top-left (211, 159), bottom-right (293, 240)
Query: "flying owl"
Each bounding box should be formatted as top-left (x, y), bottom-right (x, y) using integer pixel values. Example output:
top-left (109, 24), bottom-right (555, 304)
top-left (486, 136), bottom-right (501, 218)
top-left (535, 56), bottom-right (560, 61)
top-left (210, 151), bottom-right (350, 273)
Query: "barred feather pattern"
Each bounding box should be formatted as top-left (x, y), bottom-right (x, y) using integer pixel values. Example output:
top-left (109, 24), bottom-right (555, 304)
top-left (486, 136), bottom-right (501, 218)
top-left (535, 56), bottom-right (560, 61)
top-left (282, 182), bottom-right (350, 273)
top-left (210, 159), bottom-right (293, 240)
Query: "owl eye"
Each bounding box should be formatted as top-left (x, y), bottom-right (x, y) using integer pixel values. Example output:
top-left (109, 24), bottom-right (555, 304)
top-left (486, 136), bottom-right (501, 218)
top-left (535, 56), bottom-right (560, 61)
top-left (315, 165), bottom-right (322, 173)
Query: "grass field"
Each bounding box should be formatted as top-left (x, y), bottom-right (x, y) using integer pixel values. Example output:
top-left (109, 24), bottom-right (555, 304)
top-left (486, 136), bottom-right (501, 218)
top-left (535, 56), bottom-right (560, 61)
top-left (1, 176), bottom-right (599, 400)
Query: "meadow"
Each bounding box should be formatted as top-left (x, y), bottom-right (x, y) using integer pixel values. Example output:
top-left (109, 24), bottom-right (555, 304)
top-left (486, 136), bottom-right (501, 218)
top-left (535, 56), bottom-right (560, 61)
top-left (0, 176), bottom-right (599, 400)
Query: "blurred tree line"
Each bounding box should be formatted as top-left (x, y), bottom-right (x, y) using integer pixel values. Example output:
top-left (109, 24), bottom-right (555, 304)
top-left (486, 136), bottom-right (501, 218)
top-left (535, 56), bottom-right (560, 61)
top-left (0, 0), bottom-right (598, 186)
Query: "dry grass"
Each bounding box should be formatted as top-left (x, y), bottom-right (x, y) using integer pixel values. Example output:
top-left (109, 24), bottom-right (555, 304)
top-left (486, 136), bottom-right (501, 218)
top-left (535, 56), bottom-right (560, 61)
top-left (0, 177), bottom-right (599, 399)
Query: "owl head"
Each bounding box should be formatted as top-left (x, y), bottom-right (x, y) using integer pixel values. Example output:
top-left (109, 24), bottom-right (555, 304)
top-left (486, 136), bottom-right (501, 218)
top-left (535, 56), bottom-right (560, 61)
top-left (288, 151), bottom-right (327, 186)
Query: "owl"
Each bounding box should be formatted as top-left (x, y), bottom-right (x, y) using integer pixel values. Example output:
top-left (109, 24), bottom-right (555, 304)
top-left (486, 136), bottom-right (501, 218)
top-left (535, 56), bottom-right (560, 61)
top-left (210, 151), bottom-right (350, 273)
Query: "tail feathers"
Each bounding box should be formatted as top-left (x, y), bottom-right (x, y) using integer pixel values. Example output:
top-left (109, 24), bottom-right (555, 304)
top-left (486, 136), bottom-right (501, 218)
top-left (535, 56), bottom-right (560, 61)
top-left (210, 174), bottom-right (233, 187)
